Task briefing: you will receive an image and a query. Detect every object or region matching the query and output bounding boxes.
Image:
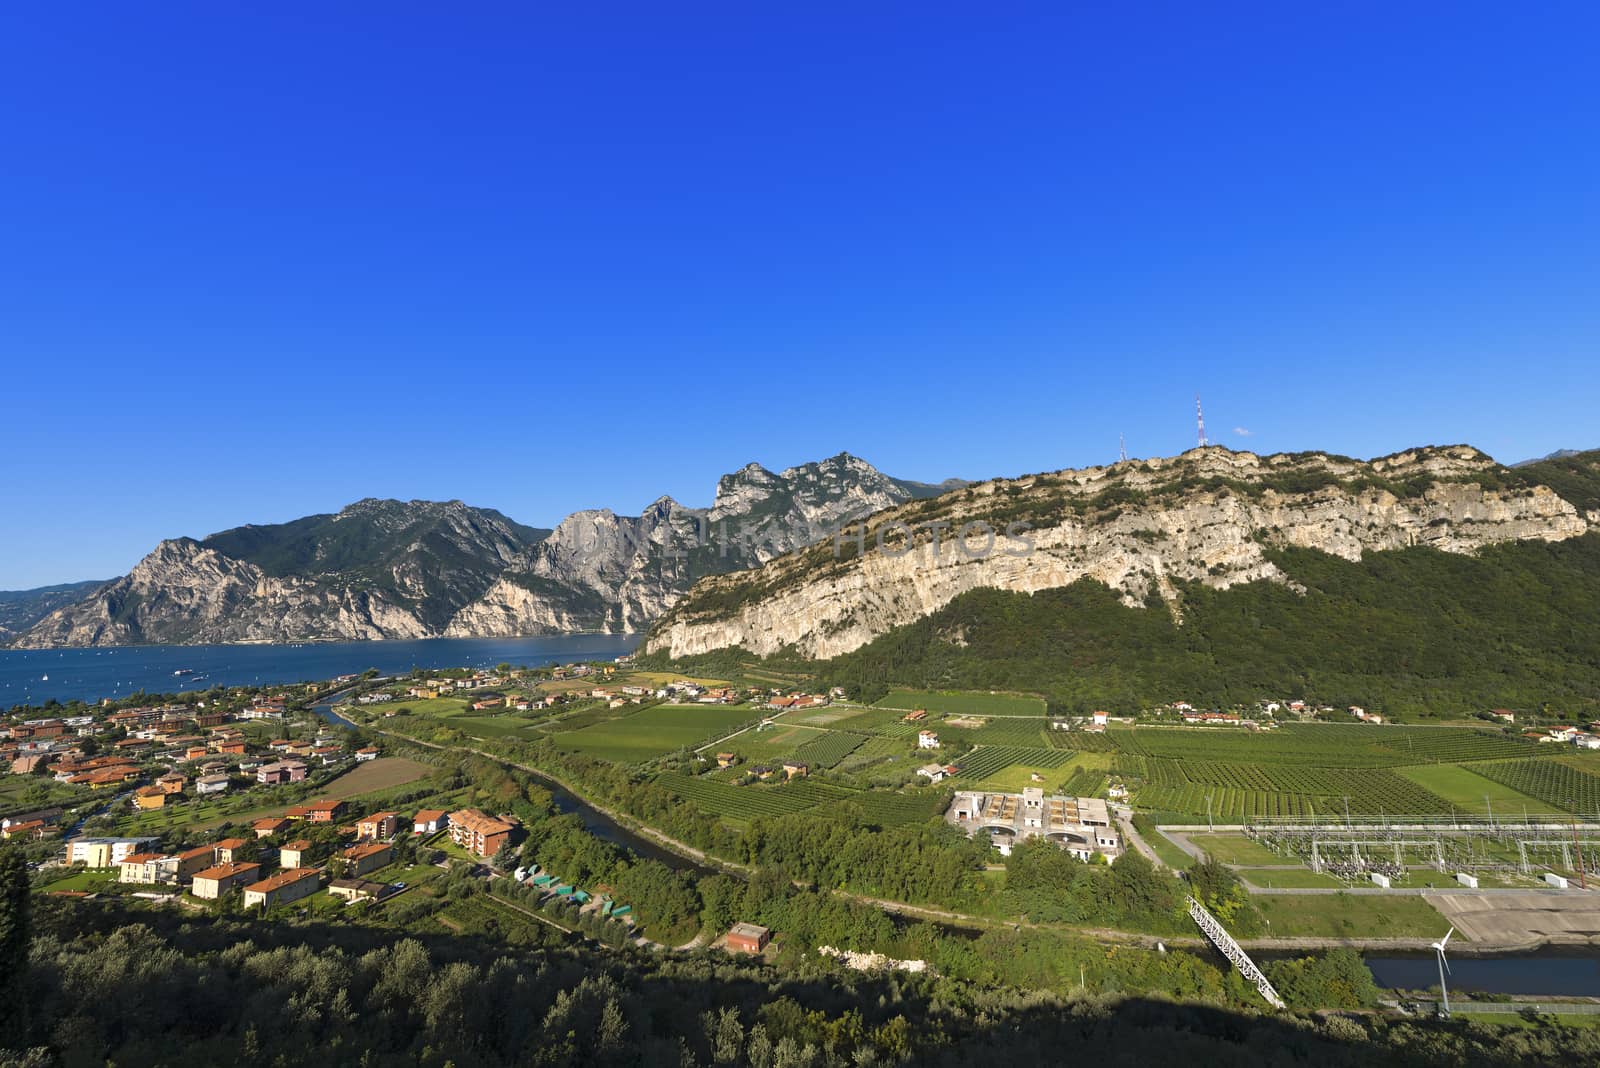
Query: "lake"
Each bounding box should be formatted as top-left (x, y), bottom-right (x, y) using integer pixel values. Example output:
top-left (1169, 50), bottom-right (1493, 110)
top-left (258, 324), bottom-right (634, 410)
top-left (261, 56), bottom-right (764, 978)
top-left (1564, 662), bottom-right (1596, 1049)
top-left (0, 634), bottom-right (641, 707)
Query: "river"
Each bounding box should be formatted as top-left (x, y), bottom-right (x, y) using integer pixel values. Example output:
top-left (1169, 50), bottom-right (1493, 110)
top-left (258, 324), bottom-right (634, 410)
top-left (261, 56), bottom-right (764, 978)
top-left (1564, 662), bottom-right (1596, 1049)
top-left (0, 634), bottom-right (640, 707)
top-left (1362, 948), bottom-right (1600, 998)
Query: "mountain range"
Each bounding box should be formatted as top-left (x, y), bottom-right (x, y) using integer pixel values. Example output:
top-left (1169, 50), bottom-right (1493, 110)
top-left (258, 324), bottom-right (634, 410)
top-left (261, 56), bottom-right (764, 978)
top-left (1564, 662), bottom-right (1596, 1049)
top-left (5, 454), bottom-right (958, 648)
top-left (648, 445), bottom-right (1600, 658)
top-left (641, 446), bottom-right (1600, 715)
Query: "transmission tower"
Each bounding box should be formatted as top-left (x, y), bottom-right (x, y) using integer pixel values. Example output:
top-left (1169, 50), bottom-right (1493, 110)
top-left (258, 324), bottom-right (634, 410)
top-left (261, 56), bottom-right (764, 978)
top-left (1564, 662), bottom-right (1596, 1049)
top-left (1196, 394), bottom-right (1209, 447)
top-left (1119, 433), bottom-right (1128, 463)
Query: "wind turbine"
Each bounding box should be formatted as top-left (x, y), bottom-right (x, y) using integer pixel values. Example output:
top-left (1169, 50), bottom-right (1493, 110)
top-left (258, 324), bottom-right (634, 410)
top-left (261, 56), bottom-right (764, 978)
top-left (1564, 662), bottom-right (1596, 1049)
top-left (1431, 926), bottom-right (1455, 1017)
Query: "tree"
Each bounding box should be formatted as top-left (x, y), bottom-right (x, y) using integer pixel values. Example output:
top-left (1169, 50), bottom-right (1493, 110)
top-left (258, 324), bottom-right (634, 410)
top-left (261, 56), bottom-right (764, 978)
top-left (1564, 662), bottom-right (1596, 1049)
top-left (0, 847), bottom-right (30, 1047)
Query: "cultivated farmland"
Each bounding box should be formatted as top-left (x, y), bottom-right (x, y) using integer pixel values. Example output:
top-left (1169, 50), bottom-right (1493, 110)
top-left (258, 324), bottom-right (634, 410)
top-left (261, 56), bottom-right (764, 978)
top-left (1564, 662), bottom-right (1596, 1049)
top-left (875, 689), bottom-right (1047, 717)
top-left (552, 705), bottom-right (755, 763)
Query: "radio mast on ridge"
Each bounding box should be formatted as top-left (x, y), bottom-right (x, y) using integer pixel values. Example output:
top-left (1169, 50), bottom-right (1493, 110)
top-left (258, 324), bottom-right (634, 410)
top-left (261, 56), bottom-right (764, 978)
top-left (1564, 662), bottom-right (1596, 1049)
top-left (1196, 395), bottom-right (1209, 448)
top-left (1119, 433), bottom-right (1128, 463)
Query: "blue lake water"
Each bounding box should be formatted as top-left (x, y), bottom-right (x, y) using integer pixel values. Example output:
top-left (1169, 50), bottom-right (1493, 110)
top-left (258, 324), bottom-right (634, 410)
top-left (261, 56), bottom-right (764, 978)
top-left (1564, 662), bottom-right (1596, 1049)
top-left (1, 634), bottom-right (641, 707)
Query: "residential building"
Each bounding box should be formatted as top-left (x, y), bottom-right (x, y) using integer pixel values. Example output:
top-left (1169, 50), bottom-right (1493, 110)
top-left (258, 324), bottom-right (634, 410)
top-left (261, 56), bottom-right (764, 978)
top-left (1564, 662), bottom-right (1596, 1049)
top-left (447, 809), bottom-right (515, 858)
top-left (917, 763), bottom-right (948, 783)
top-left (279, 839), bottom-right (313, 868)
top-left (68, 836), bottom-right (159, 867)
top-left (357, 812), bottom-right (400, 841)
top-left (257, 760), bottom-right (308, 785)
top-left (195, 773), bottom-right (230, 795)
top-left (781, 761), bottom-right (809, 779)
top-left (354, 747), bottom-right (380, 762)
top-left (341, 841), bottom-right (394, 877)
top-left (252, 816), bottom-right (293, 838)
top-left (119, 852), bottom-right (183, 885)
top-left (726, 922), bottom-right (771, 954)
top-left (716, 752), bottom-right (737, 768)
top-left (412, 809), bottom-right (448, 834)
top-left (190, 862), bottom-right (261, 899)
top-left (328, 878), bottom-right (388, 902)
top-left (286, 799), bottom-right (347, 822)
top-left (214, 838), bottom-right (250, 864)
top-left (133, 786), bottom-right (168, 810)
top-left (176, 844), bottom-right (218, 878)
top-left (242, 867), bottom-right (321, 909)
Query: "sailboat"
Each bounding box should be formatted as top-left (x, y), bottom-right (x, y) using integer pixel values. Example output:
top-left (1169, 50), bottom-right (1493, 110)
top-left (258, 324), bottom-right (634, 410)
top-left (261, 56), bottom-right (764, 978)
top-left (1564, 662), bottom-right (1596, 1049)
top-left (41, 674), bottom-right (48, 681)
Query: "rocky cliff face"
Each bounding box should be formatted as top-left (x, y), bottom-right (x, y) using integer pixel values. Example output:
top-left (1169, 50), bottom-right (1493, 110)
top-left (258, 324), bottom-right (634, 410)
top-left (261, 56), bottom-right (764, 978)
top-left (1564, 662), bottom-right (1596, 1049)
top-left (13, 454), bottom-right (948, 647)
top-left (442, 453), bottom-right (953, 637)
top-left (647, 445), bottom-right (1592, 660)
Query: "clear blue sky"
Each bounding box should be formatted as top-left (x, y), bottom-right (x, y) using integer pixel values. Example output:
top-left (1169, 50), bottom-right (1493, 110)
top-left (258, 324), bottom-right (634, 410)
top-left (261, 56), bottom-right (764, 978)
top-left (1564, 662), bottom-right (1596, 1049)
top-left (3, 3), bottom-right (1597, 588)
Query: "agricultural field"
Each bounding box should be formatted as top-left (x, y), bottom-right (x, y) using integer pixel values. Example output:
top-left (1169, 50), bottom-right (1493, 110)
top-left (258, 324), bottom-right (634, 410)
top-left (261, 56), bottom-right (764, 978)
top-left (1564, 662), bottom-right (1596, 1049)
top-left (1132, 758), bottom-right (1453, 816)
top-left (652, 771), bottom-right (855, 819)
top-left (1471, 760), bottom-right (1600, 815)
top-left (319, 757), bottom-right (435, 798)
top-left (817, 789), bottom-right (948, 827)
top-left (791, 730), bottom-right (868, 769)
top-left (1113, 723), bottom-right (1541, 768)
top-left (874, 689), bottom-right (1047, 717)
top-left (953, 745), bottom-right (1075, 781)
top-left (833, 735), bottom-right (913, 773)
top-left (1396, 763), bottom-right (1567, 815)
top-left (934, 718), bottom-right (1053, 747)
top-left (551, 705), bottom-right (755, 763)
top-left (720, 722), bottom-right (829, 762)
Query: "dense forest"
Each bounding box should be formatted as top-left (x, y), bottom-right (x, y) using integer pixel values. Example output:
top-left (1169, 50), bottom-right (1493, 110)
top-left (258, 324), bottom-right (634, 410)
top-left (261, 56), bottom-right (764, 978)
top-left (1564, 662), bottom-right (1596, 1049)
top-left (4, 867), bottom-right (1598, 1067)
top-left (650, 532), bottom-right (1600, 718)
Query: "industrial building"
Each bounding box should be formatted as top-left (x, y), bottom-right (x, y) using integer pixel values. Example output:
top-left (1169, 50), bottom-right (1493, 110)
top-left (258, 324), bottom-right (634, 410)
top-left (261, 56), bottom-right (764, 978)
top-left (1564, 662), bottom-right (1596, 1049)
top-left (946, 788), bottom-right (1121, 862)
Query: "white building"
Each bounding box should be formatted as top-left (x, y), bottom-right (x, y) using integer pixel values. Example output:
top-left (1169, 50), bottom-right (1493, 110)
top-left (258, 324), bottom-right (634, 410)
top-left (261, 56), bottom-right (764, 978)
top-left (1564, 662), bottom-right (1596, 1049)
top-left (917, 730), bottom-right (940, 750)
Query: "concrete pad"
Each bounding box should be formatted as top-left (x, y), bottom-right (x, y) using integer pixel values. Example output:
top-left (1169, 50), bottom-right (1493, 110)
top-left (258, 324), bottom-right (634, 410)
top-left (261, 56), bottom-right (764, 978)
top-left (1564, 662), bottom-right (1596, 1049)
top-left (1429, 892), bottom-right (1600, 945)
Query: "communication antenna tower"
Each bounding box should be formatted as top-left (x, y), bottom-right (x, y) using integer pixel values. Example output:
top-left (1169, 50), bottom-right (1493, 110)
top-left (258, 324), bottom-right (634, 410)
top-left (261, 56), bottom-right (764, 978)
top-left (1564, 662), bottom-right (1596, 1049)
top-left (1119, 433), bottom-right (1128, 463)
top-left (1196, 394), bottom-right (1209, 447)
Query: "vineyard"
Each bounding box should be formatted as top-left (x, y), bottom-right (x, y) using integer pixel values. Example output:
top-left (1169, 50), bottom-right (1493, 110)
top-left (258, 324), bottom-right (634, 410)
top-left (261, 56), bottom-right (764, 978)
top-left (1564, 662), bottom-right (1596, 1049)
top-left (954, 745), bottom-right (1075, 781)
top-left (819, 790), bottom-right (948, 827)
top-left (791, 731), bottom-right (868, 769)
top-left (1060, 768), bottom-right (1107, 797)
top-left (652, 772), bottom-right (857, 819)
top-left (1134, 758), bottom-right (1453, 813)
top-left (1111, 723), bottom-right (1539, 768)
top-left (1472, 760), bottom-right (1600, 815)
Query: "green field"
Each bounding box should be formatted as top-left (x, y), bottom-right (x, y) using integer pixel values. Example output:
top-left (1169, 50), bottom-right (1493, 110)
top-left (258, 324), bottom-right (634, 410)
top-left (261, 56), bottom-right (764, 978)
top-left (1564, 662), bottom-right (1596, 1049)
top-left (874, 689), bottom-right (1047, 717)
top-left (653, 771), bottom-right (857, 818)
top-left (1186, 834), bottom-right (1284, 866)
top-left (1114, 723), bottom-right (1542, 768)
top-left (551, 705), bottom-right (755, 762)
top-left (1238, 869), bottom-right (1346, 889)
top-left (36, 867), bottom-right (121, 893)
top-left (1396, 763), bottom-right (1567, 815)
top-left (1252, 893), bottom-right (1455, 939)
top-left (721, 722), bottom-right (828, 762)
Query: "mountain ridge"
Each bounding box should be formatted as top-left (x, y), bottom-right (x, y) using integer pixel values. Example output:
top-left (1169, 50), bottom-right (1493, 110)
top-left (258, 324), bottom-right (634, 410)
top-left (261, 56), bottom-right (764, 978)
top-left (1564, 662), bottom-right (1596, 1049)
top-left (646, 445), bottom-right (1600, 661)
top-left (10, 455), bottom-right (952, 647)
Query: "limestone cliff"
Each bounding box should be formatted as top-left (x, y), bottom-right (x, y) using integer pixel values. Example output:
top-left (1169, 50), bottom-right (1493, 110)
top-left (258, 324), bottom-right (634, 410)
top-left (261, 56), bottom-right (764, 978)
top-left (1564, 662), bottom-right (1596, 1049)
top-left (647, 445), bottom-right (1591, 660)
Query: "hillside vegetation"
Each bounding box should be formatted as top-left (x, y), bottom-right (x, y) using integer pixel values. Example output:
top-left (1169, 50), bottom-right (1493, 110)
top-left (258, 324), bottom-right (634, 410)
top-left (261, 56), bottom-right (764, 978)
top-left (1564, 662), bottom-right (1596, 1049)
top-left (654, 532), bottom-right (1600, 718)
